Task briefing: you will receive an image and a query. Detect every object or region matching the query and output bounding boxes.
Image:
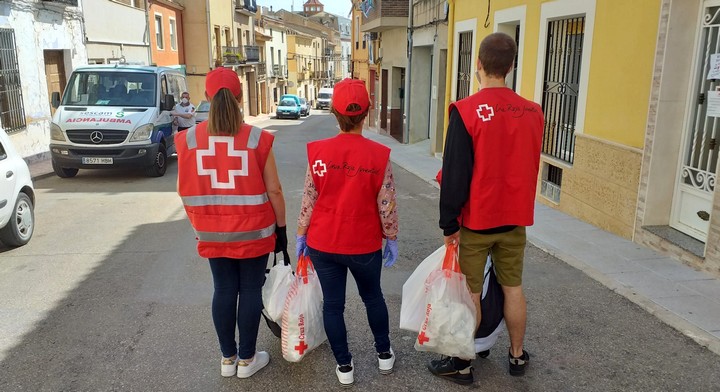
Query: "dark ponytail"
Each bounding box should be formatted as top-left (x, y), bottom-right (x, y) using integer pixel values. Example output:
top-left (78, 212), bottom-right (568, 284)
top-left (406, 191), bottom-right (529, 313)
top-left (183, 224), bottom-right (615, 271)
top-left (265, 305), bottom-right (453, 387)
top-left (207, 88), bottom-right (243, 136)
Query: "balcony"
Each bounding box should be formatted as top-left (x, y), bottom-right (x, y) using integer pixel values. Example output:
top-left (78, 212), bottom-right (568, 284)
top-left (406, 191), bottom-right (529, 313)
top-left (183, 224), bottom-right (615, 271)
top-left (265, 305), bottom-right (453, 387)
top-left (361, 0), bottom-right (409, 33)
top-left (235, 0), bottom-right (257, 14)
top-left (244, 45), bottom-right (260, 63)
top-left (222, 46), bottom-right (244, 65)
top-left (297, 71), bottom-right (305, 82)
top-left (257, 62), bottom-right (266, 77)
top-left (272, 64), bottom-right (286, 79)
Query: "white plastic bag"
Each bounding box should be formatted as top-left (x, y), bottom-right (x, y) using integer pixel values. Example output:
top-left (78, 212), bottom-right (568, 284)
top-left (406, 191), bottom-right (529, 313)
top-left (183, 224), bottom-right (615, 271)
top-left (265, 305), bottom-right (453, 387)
top-left (400, 245), bottom-right (446, 332)
top-left (414, 244), bottom-right (477, 359)
top-left (281, 255), bottom-right (327, 362)
top-left (262, 255), bottom-right (294, 323)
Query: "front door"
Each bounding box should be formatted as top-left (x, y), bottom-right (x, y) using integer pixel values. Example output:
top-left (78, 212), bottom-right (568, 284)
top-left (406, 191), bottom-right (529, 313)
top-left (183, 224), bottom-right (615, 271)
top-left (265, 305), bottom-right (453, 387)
top-left (381, 69), bottom-right (388, 130)
top-left (671, 1), bottom-right (720, 242)
top-left (44, 50), bottom-right (66, 116)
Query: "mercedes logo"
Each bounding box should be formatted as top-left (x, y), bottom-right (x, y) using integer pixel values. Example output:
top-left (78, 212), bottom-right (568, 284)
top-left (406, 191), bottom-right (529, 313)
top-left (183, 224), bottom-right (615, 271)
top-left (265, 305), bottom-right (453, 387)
top-left (90, 131), bottom-right (104, 144)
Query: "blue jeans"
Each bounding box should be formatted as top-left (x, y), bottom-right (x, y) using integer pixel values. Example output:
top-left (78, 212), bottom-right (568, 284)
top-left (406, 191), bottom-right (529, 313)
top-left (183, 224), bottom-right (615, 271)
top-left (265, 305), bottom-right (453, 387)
top-left (307, 246), bottom-right (391, 365)
top-left (208, 254), bottom-right (268, 359)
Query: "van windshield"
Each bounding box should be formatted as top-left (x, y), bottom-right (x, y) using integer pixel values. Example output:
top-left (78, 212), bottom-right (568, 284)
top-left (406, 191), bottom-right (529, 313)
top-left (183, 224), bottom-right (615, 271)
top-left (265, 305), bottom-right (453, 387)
top-left (319, 93), bottom-right (332, 99)
top-left (62, 71), bottom-right (157, 107)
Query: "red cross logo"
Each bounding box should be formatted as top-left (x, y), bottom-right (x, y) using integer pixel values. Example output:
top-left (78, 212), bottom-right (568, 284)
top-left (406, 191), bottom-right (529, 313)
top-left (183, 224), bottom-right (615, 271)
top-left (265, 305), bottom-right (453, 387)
top-left (197, 136), bottom-right (248, 189)
top-left (417, 331), bottom-right (430, 345)
top-left (295, 340), bottom-right (309, 355)
top-left (476, 104), bottom-right (495, 122)
top-left (312, 159), bottom-right (327, 177)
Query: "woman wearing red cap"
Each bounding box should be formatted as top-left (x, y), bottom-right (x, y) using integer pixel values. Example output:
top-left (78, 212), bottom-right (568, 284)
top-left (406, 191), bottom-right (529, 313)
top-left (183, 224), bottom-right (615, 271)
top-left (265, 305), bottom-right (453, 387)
top-left (296, 78), bottom-right (399, 386)
top-left (176, 67), bottom-right (287, 379)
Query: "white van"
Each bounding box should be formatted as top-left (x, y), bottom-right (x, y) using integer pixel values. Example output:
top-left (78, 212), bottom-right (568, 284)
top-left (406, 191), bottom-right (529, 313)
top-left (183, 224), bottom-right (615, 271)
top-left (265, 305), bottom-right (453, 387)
top-left (49, 65), bottom-right (187, 178)
top-left (316, 87), bottom-right (333, 110)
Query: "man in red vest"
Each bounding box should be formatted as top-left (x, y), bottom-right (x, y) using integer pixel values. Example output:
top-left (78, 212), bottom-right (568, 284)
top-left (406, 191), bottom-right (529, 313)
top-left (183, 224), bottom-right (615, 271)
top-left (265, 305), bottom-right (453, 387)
top-left (428, 32), bottom-right (543, 384)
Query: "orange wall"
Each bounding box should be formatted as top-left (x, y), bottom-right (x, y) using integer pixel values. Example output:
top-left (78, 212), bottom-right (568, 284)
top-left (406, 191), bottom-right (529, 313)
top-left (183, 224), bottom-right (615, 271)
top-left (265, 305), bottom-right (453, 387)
top-left (149, 3), bottom-right (185, 66)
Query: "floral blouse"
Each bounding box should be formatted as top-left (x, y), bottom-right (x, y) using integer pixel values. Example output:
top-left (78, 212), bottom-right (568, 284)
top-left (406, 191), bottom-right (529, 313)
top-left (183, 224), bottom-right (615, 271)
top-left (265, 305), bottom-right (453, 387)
top-left (297, 161), bottom-right (399, 239)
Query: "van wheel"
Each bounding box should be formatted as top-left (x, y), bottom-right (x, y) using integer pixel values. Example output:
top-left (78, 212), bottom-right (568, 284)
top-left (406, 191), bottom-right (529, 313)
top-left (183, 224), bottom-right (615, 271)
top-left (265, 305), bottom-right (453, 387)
top-left (0, 193), bottom-right (34, 247)
top-left (52, 160), bottom-right (78, 178)
top-left (145, 144), bottom-right (167, 177)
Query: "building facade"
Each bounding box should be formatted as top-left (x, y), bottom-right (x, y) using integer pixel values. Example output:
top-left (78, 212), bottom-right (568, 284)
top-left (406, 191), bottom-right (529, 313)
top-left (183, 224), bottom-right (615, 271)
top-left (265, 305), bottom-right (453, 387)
top-left (338, 16), bottom-right (352, 79)
top-left (351, 0), bottom-right (373, 125)
top-left (361, 0), bottom-right (409, 142)
top-left (148, 0), bottom-right (185, 67)
top-left (262, 14), bottom-right (289, 112)
top-left (82, 0), bottom-right (150, 65)
top-left (1, 0), bottom-right (87, 159)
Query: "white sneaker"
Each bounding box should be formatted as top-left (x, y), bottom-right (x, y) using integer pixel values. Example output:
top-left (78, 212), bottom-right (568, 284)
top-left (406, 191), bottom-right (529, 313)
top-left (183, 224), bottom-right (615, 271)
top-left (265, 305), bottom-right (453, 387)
top-left (236, 351), bottom-right (270, 379)
top-left (378, 348), bottom-right (395, 374)
top-left (220, 356), bottom-right (238, 377)
top-left (335, 360), bottom-right (354, 387)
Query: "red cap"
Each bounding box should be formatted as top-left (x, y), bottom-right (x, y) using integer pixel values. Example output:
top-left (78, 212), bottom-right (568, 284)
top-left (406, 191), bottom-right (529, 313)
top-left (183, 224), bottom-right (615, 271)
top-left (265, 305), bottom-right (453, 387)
top-left (205, 67), bottom-right (242, 99)
top-left (332, 78), bottom-right (370, 116)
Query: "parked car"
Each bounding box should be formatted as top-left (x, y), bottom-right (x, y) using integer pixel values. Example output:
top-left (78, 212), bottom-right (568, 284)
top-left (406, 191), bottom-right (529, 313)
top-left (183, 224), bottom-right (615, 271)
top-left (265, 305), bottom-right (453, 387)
top-left (49, 65), bottom-right (186, 178)
top-left (195, 100), bottom-right (210, 124)
top-left (276, 98), bottom-right (301, 119)
top-left (0, 131), bottom-right (35, 247)
top-left (299, 97), bottom-right (310, 117)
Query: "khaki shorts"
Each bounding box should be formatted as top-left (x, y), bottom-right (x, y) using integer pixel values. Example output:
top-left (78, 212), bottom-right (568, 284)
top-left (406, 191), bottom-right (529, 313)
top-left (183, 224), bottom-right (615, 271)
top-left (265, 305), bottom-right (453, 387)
top-left (458, 226), bottom-right (526, 292)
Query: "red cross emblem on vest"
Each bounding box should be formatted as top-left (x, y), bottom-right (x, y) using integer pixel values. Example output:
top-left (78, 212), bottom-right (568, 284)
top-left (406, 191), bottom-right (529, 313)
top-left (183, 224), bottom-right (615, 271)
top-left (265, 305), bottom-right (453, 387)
top-left (476, 104), bottom-right (495, 122)
top-left (197, 136), bottom-right (249, 189)
top-left (312, 159), bottom-right (327, 177)
top-left (417, 331), bottom-right (430, 345)
top-left (295, 340), bottom-right (309, 355)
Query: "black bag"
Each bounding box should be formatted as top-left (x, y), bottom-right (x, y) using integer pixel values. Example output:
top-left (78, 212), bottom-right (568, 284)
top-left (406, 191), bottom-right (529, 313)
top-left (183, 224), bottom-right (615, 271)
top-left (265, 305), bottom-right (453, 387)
top-left (261, 250), bottom-right (291, 338)
top-left (474, 255), bottom-right (506, 353)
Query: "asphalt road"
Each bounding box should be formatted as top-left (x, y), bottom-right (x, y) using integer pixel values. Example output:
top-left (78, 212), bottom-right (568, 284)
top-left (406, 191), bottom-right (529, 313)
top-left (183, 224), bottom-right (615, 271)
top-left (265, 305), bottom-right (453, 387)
top-left (1, 111), bottom-right (719, 391)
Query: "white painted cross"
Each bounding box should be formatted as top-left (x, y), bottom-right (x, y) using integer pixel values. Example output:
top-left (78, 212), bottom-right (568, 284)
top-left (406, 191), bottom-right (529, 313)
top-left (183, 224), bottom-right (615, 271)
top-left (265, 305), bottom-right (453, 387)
top-left (197, 136), bottom-right (249, 189)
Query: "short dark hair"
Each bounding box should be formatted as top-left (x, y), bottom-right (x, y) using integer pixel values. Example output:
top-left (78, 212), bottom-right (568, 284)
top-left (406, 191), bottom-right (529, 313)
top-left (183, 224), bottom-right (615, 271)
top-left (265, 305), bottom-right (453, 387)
top-left (332, 103), bottom-right (368, 131)
top-left (478, 32), bottom-right (517, 78)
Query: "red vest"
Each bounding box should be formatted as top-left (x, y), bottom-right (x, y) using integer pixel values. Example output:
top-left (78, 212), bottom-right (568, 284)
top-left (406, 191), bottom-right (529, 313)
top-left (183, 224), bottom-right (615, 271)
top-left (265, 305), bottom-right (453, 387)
top-left (176, 122), bottom-right (277, 259)
top-left (306, 133), bottom-right (390, 254)
top-left (450, 88), bottom-right (544, 229)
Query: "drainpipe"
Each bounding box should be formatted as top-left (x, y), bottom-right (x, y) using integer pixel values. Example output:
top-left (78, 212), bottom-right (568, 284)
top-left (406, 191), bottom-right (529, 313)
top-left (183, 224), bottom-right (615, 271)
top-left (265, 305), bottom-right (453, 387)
top-left (442, 0), bottom-right (456, 147)
top-left (206, 0), bottom-right (214, 70)
top-left (402, 0), bottom-right (414, 144)
top-left (145, 0), bottom-right (152, 65)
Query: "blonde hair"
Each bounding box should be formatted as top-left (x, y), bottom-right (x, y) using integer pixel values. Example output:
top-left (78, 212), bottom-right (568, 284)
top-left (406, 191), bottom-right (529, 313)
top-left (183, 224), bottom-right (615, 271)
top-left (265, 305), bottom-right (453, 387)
top-left (207, 88), bottom-right (244, 136)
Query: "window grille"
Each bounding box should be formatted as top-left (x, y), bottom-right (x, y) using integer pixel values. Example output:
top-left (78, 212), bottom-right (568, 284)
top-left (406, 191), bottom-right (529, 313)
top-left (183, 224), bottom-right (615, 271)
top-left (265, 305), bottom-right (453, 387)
top-left (541, 17), bottom-right (585, 164)
top-left (456, 31), bottom-right (473, 100)
top-left (0, 29), bottom-right (26, 134)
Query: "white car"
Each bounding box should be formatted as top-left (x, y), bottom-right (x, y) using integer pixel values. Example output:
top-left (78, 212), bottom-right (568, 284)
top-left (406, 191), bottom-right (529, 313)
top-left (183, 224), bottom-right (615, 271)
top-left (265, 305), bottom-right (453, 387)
top-left (0, 131), bottom-right (35, 247)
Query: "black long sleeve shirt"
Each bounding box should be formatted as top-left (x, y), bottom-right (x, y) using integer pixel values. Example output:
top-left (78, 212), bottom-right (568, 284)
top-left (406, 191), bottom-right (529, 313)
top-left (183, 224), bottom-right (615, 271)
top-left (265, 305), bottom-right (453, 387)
top-left (439, 108), bottom-right (516, 236)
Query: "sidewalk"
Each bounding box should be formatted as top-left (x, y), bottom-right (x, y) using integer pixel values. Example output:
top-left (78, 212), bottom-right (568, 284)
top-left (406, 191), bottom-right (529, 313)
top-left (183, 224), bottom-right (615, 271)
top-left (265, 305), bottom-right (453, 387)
top-left (364, 129), bottom-right (720, 356)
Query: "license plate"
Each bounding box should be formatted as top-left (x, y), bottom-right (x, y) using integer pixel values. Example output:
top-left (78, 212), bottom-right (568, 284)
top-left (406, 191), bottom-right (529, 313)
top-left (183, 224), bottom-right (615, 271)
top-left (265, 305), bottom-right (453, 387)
top-left (82, 157), bottom-right (113, 165)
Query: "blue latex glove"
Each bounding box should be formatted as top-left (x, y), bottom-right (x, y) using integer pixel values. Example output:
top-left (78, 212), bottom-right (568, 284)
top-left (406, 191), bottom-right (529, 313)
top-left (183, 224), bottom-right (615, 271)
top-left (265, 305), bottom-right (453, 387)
top-left (296, 234), bottom-right (308, 258)
top-left (382, 239), bottom-right (398, 267)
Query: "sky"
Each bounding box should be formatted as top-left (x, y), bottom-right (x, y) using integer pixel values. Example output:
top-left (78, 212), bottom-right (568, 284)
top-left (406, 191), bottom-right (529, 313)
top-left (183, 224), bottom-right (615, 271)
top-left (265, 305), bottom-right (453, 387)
top-left (259, 0), bottom-right (353, 19)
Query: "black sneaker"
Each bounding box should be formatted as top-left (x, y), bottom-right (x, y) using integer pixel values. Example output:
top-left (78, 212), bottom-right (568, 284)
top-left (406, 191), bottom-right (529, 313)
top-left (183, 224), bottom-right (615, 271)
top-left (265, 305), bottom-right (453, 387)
top-left (427, 356), bottom-right (473, 385)
top-left (508, 350), bottom-right (529, 376)
top-left (477, 349), bottom-right (490, 358)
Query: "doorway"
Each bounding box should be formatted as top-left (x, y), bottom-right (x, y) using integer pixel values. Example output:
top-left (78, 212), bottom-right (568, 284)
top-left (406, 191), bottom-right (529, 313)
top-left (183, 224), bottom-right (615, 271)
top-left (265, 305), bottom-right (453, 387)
top-left (44, 50), bottom-right (66, 116)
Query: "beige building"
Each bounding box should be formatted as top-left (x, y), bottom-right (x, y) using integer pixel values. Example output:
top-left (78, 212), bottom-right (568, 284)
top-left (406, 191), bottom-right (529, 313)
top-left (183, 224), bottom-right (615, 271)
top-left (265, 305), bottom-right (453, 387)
top-left (181, 0), bottom-right (235, 104)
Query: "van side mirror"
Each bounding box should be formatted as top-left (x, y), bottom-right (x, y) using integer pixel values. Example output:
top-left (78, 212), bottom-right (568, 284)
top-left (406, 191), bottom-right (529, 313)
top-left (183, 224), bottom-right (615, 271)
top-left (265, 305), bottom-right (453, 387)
top-left (162, 94), bottom-right (175, 111)
top-left (51, 92), bottom-right (61, 108)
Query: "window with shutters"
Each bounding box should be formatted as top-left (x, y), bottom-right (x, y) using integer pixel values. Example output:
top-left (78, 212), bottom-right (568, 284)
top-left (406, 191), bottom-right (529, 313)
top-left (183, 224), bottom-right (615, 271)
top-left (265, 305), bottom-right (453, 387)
top-left (0, 29), bottom-right (26, 134)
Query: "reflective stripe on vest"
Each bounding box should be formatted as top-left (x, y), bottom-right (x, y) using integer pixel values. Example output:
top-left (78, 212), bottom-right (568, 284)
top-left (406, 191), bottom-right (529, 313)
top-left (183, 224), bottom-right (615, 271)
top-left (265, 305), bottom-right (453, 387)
top-left (248, 126), bottom-right (262, 149)
top-left (186, 126), bottom-right (198, 149)
top-left (181, 193), bottom-right (269, 206)
top-left (195, 223), bottom-right (276, 242)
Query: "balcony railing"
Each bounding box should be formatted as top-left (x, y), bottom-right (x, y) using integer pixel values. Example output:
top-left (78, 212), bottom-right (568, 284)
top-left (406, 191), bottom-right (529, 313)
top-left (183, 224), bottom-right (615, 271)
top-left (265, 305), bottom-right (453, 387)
top-left (297, 71), bottom-right (305, 82)
top-left (272, 64), bottom-right (286, 79)
top-left (235, 0), bottom-right (257, 13)
top-left (244, 45), bottom-right (260, 63)
top-left (257, 62), bottom-right (266, 76)
top-left (42, 0), bottom-right (79, 5)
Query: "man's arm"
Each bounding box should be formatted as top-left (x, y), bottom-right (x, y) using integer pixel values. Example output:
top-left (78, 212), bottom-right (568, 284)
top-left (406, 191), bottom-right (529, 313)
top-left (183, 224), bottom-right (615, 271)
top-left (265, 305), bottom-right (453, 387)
top-left (439, 107), bottom-right (474, 240)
